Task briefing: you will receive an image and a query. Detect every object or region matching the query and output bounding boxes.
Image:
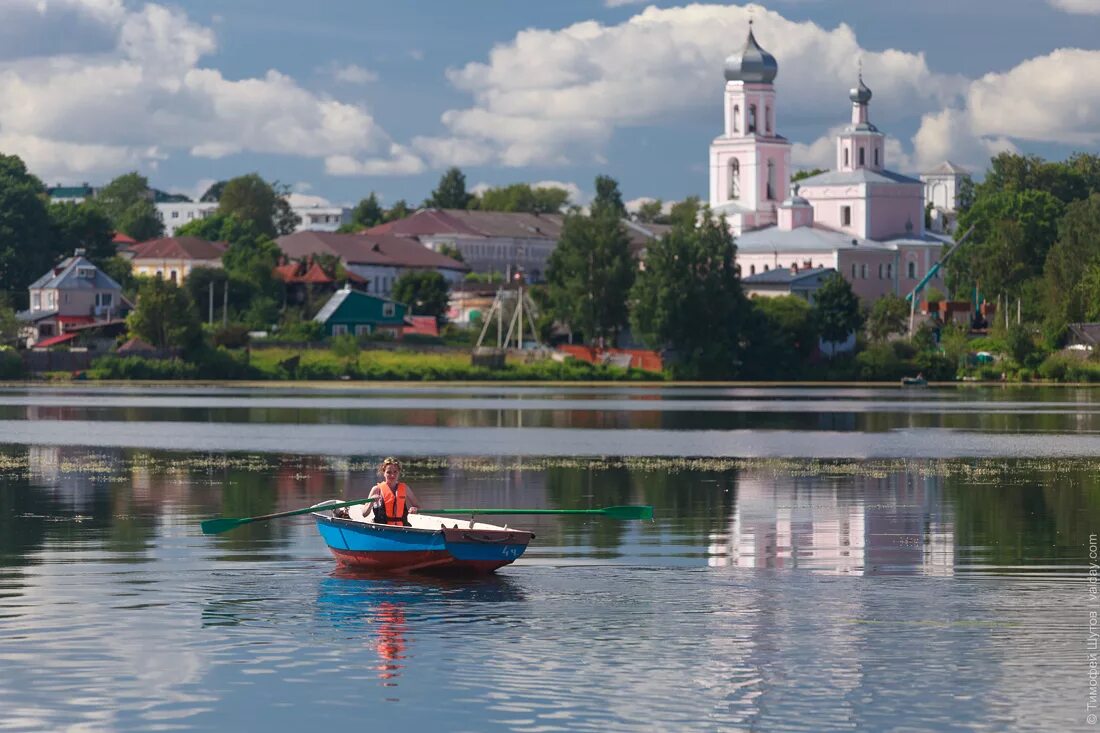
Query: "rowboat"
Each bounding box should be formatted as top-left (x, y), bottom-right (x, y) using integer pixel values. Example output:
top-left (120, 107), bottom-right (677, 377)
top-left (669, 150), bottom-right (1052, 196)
top-left (312, 503), bottom-right (535, 574)
top-left (900, 375), bottom-right (928, 386)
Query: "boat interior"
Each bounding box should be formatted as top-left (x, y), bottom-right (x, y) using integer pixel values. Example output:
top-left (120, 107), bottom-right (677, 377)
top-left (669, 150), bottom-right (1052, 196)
top-left (317, 501), bottom-right (515, 532)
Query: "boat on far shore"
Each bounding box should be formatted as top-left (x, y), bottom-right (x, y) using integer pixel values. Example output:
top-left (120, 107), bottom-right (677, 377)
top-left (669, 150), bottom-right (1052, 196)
top-left (900, 375), bottom-right (928, 387)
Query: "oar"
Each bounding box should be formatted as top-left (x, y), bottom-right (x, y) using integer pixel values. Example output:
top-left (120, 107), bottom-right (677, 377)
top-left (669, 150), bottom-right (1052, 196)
top-left (200, 498), bottom-right (373, 535)
top-left (432, 505), bottom-right (654, 521)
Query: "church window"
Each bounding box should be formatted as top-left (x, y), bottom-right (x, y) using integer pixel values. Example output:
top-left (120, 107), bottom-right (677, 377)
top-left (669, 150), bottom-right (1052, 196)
top-left (765, 106), bottom-right (772, 133)
top-left (842, 205), bottom-right (852, 226)
top-left (844, 147), bottom-right (850, 168)
top-left (887, 263), bottom-right (893, 278)
top-left (874, 148), bottom-right (879, 167)
top-left (851, 263), bottom-right (857, 278)
top-left (732, 105), bottom-right (740, 133)
top-left (908, 261), bottom-right (916, 279)
top-left (859, 147), bottom-right (865, 166)
top-left (766, 160), bottom-right (776, 200)
top-left (878, 264), bottom-right (883, 279)
top-left (748, 104), bottom-right (757, 133)
top-left (861, 264), bottom-right (868, 279)
top-left (729, 159), bottom-right (740, 200)
top-left (764, 264), bottom-right (770, 272)
top-left (750, 264), bottom-right (756, 275)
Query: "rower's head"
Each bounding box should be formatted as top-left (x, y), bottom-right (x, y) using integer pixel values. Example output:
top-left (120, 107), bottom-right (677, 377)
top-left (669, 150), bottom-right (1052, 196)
top-left (380, 456), bottom-right (401, 483)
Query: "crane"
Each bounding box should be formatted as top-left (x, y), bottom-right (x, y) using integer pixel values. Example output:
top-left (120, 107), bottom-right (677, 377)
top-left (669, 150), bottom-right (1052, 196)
top-left (907, 225), bottom-right (975, 337)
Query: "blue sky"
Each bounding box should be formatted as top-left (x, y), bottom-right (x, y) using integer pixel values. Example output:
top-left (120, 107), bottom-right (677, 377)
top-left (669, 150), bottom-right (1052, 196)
top-left (1, 0), bottom-right (1097, 209)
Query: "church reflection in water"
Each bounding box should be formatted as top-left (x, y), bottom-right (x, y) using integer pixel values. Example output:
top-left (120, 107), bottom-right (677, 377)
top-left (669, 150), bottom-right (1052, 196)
top-left (708, 469), bottom-right (955, 575)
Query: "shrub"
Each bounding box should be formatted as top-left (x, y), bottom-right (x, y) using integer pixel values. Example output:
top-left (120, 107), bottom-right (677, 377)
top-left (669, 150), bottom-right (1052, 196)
top-left (0, 348), bottom-right (25, 379)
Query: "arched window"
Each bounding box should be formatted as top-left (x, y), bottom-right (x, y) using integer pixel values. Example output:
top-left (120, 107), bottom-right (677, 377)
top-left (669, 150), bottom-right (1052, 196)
top-left (887, 263), bottom-right (893, 278)
top-left (728, 159), bottom-right (740, 200)
top-left (750, 264), bottom-right (756, 275)
top-left (907, 261), bottom-right (916, 279)
top-left (764, 264), bottom-right (770, 272)
top-left (861, 264), bottom-right (868, 279)
top-left (851, 263), bottom-right (857, 278)
top-left (732, 105), bottom-right (740, 133)
top-left (844, 147), bottom-right (850, 167)
top-left (878, 264), bottom-right (883, 279)
top-left (766, 159), bottom-right (776, 200)
top-left (874, 148), bottom-right (879, 167)
top-left (766, 106), bottom-right (772, 133)
top-left (748, 104), bottom-right (757, 133)
top-left (859, 147), bottom-right (866, 166)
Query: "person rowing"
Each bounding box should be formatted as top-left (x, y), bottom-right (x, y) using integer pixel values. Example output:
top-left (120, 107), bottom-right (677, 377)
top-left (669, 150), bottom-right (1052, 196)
top-left (332, 456), bottom-right (421, 525)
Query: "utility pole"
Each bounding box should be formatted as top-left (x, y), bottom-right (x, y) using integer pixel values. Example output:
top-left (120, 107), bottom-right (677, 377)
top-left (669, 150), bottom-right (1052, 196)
top-left (222, 281), bottom-right (228, 328)
top-left (208, 281), bottom-right (214, 326)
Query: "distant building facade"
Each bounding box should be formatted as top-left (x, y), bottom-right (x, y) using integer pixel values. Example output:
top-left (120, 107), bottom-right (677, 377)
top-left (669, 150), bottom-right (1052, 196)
top-left (122, 236), bottom-right (227, 282)
top-left (16, 250), bottom-right (129, 348)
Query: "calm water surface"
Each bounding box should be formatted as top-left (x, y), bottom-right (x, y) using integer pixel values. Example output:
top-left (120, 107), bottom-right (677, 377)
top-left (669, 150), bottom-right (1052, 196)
top-left (0, 384), bottom-right (1091, 732)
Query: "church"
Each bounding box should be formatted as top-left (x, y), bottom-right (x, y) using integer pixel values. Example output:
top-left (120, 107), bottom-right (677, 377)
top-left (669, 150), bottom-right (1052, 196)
top-left (711, 24), bottom-right (954, 304)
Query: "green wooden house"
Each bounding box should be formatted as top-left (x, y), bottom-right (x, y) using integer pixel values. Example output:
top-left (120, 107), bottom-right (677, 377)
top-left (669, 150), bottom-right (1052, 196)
top-left (313, 286), bottom-right (408, 338)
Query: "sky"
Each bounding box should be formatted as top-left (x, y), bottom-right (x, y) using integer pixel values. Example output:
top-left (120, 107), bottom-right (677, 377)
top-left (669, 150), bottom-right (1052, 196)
top-left (1, 0), bottom-right (1098, 210)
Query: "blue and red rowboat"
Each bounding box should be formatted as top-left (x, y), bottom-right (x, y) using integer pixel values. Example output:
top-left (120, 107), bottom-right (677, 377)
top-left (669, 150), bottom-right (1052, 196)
top-left (313, 506), bottom-right (534, 574)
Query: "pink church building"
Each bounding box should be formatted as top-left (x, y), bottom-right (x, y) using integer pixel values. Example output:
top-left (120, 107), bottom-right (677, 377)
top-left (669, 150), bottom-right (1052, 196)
top-left (711, 24), bottom-right (951, 303)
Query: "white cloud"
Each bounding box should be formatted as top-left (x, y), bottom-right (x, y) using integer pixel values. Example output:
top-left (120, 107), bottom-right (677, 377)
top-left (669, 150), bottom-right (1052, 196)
top-left (1048, 0), bottom-right (1100, 14)
top-left (325, 143), bottom-right (425, 176)
top-left (0, 1), bottom-right (410, 182)
top-left (287, 192), bottom-right (332, 207)
top-left (419, 4), bottom-right (967, 169)
top-left (328, 63), bottom-right (379, 84)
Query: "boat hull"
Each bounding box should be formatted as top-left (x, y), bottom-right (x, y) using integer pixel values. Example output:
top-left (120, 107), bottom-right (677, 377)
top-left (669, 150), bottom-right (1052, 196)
top-left (313, 513), bottom-right (533, 574)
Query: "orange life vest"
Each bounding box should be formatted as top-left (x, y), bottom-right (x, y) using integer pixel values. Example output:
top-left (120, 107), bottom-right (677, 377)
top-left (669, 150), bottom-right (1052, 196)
top-left (374, 482), bottom-right (409, 526)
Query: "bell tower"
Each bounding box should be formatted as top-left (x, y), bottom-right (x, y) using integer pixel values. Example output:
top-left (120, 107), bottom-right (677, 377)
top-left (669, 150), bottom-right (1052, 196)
top-left (709, 22), bottom-right (791, 232)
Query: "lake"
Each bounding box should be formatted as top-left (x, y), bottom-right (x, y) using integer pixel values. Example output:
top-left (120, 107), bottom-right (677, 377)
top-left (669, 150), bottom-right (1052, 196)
top-left (0, 384), bottom-right (1090, 732)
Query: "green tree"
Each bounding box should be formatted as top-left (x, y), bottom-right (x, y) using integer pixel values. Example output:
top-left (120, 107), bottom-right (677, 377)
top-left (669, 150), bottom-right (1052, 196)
top-left (0, 154), bottom-right (55, 302)
top-left (218, 174), bottom-right (297, 238)
top-left (634, 199), bottom-right (665, 224)
top-left (668, 197), bottom-right (701, 228)
top-left (348, 192), bottom-right (385, 229)
top-left (813, 273), bottom-right (863, 348)
top-left (791, 168), bottom-right (827, 182)
top-left (1046, 194), bottom-right (1100, 329)
top-left (630, 209), bottom-right (748, 378)
top-left (742, 295), bottom-right (817, 379)
top-left (127, 275), bottom-right (202, 351)
top-left (438, 243), bottom-right (464, 262)
top-left (547, 176), bottom-right (635, 345)
top-left (427, 167), bottom-right (472, 209)
top-left (393, 270), bottom-right (450, 320)
top-left (200, 181), bottom-right (227, 202)
top-left (385, 199), bottom-right (411, 222)
top-left (95, 172), bottom-right (163, 241)
top-left (48, 202), bottom-right (114, 264)
top-left (475, 183), bottom-right (569, 213)
top-left (330, 333), bottom-right (360, 371)
top-left (99, 256), bottom-right (136, 299)
top-left (867, 293), bottom-right (910, 342)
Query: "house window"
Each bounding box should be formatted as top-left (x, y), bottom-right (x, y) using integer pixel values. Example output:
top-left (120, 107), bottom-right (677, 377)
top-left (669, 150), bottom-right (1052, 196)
top-left (332, 324), bottom-right (348, 336)
top-left (32, 293), bottom-right (40, 310)
top-left (170, 270), bottom-right (177, 283)
top-left (907, 261), bottom-right (917, 279)
top-left (383, 302), bottom-right (396, 317)
top-left (859, 147), bottom-right (865, 166)
top-left (842, 206), bottom-right (852, 226)
top-left (171, 211), bottom-right (179, 219)
top-left (728, 159), bottom-right (740, 200)
top-left (355, 325), bottom-right (371, 336)
top-left (96, 293), bottom-right (113, 307)
top-left (732, 104), bottom-right (740, 133)
top-left (748, 104), bottom-right (757, 133)
top-left (766, 160), bottom-right (776, 200)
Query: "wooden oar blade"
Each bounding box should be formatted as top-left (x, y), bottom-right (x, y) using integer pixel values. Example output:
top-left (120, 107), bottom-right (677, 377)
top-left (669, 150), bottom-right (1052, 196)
top-left (602, 505), bottom-right (654, 520)
top-left (200, 517), bottom-right (247, 535)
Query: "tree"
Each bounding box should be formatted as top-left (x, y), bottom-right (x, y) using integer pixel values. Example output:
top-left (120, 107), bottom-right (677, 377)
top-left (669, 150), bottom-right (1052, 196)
top-left (668, 197), bottom-right (701, 228)
top-left (867, 293), bottom-right (910, 342)
top-left (475, 183), bottom-right (570, 213)
top-left (0, 154), bottom-right (55, 302)
top-left (127, 275), bottom-right (202, 351)
top-left (95, 172), bottom-right (163, 241)
top-left (200, 181), bottom-right (227, 202)
top-left (634, 199), bottom-right (665, 224)
top-left (547, 177), bottom-right (635, 345)
top-left (48, 202), bottom-right (114, 265)
top-left (438, 243), bottom-right (464, 262)
top-left (1045, 194), bottom-right (1100, 328)
top-left (349, 193), bottom-right (385, 229)
top-left (274, 185), bottom-right (301, 236)
top-left (393, 270), bottom-right (450, 321)
top-left (427, 167), bottom-right (472, 209)
top-left (791, 168), bottom-right (827, 183)
top-left (813, 273), bottom-right (863, 348)
top-left (385, 200), bottom-right (411, 222)
top-left (630, 209), bottom-right (749, 378)
top-left (330, 333), bottom-right (360, 371)
top-left (742, 295), bottom-right (817, 379)
top-left (218, 174), bottom-right (290, 238)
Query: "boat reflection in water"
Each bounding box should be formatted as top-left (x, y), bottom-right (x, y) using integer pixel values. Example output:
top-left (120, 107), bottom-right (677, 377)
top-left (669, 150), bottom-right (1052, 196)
top-left (314, 570), bottom-right (527, 694)
top-left (708, 469), bottom-right (955, 575)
